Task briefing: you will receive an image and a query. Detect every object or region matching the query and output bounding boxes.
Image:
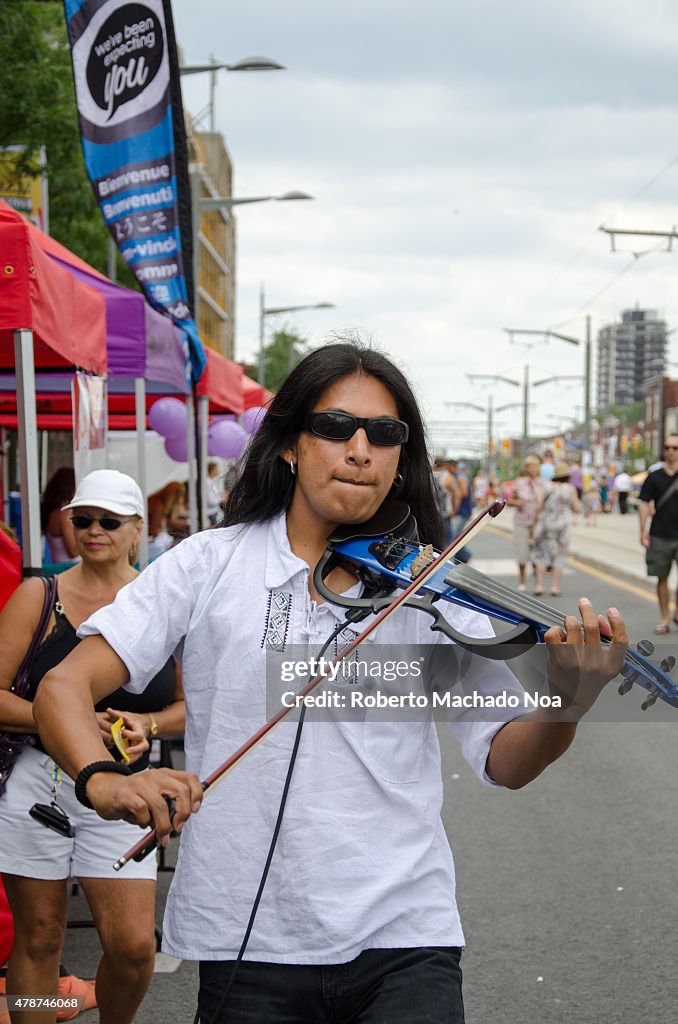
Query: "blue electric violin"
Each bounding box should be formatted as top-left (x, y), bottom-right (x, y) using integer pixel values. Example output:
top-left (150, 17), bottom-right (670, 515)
top-left (313, 498), bottom-right (678, 712)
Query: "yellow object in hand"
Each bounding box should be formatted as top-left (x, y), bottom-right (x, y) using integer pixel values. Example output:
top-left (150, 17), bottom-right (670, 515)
top-left (110, 717), bottom-right (130, 763)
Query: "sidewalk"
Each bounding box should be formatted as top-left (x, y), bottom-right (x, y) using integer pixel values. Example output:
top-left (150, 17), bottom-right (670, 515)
top-left (488, 505), bottom-right (660, 593)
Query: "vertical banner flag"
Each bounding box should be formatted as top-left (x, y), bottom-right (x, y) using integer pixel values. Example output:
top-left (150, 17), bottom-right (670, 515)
top-left (72, 372), bottom-right (108, 482)
top-left (62, 0), bottom-right (205, 379)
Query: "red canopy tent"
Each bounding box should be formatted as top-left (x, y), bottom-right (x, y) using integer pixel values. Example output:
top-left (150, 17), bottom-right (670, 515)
top-left (0, 204), bottom-right (106, 374)
top-left (242, 373), bottom-right (273, 410)
top-left (0, 204), bottom-right (107, 571)
top-left (196, 346), bottom-right (245, 415)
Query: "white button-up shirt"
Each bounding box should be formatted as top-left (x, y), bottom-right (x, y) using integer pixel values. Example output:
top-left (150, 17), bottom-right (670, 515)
top-left (80, 513), bottom-right (523, 963)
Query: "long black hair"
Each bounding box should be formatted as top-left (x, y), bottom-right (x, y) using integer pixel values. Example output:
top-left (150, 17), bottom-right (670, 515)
top-left (223, 341), bottom-right (443, 546)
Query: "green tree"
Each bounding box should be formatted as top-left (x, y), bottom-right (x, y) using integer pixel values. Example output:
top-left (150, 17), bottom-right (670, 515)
top-left (0, 1), bottom-right (136, 285)
top-left (599, 402), bottom-right (645, 427)
top-left (261, 330), bottom-right (310, 392)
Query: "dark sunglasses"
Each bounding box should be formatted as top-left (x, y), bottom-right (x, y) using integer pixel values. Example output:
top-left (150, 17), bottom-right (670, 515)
top-left (304, 411), bottom-right (409, 446)
top-left (70, 514), bottom-right (129, 531)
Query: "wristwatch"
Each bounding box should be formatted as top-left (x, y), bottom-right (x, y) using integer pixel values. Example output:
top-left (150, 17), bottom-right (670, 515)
top-left (148, 713), bottom-right (159, 738)
top-left (74, 760), bottom-right (132, 809)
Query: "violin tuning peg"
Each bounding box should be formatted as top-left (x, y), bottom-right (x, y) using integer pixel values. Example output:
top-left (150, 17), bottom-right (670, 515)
top-left (637, 639), bottom-right (655, 657)
top-left (641, 691), bottom-right (659, 711)
top-left (618, 678), bottom-right (634, 696)
top-left (660, 655), bottom-right (676, 673)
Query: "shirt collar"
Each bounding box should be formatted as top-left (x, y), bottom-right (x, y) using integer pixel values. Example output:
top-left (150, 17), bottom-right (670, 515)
top-left (263, 512), bottom-right (377, 633)
top-left (264, 512), bottom-right (309, 590)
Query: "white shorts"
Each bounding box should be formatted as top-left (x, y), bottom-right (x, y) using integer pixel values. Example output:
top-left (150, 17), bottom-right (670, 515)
top-left (0, 747), bottom-right (157, 881)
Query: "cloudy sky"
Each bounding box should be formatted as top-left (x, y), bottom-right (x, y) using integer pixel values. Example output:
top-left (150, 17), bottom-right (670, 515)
top-left (174, 0), bottom-right (678, 455)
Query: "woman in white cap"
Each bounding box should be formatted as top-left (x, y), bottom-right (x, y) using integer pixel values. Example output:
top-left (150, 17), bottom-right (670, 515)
top-left (0, 469), bottom-right (184, 1024)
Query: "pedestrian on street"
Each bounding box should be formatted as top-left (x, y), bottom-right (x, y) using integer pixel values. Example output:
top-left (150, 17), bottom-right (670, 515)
top-left (613, 469), bottom-right (633, 515)
top-left (448, 459), bottom-right (473, 563)
top-left (539, 448), bottom-right (555, 482)
top-left (33, 342), bottom-right (627, 1024)
top-left (638, 436), bottom-right (678, 634)
top-left (531, 462), bottom-right (579, 598)
top-left (432, 457), bottom-right (456, 547)
top-left (508, 455), bottom-right (544, 592)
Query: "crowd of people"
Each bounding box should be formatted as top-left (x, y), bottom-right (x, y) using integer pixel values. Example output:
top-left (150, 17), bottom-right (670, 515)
top-left (432, 450), bottom-right (659, 601)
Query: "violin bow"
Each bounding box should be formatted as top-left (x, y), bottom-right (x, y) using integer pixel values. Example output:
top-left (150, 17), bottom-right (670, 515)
top-left (113, 499), bottom-right (505, 870)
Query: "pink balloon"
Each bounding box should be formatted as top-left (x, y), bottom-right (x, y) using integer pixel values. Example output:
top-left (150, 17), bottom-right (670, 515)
top-left (208, 420), bottom-right (248, 459)
top-left (149, 398), bottom-right (187, 439)
top-left (241, 406), bottom-right (266, 435)
top-left (164, 433), bottom-right (188, 462)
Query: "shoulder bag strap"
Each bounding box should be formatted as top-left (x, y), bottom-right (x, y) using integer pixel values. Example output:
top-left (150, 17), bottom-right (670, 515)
top-left (11, 575), bottom-right (58, 698)
top-left (655, 474), bottom-right (678, 513)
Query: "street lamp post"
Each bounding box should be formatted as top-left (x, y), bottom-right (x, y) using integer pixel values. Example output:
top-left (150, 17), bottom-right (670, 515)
top-left (189, 191), bottom-right (313, 531)
top-left (258, 286), bottom-right (335, 386)
top-left (191, 190), bottom-right (313, 334)
top-left (465, 372), bottom-right (526, 454)
top-left (504, 320), bottom-right (592, 464)
top-left (179, 55), bottom-right (285, 131)
top-left (444, 397), bottom-right (521, 478)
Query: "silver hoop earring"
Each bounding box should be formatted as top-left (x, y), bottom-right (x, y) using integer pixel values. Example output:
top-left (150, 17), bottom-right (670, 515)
top-left (290, 459), bottom-right (296, 476)
top-left (393, 472), bottom-right (403, 487)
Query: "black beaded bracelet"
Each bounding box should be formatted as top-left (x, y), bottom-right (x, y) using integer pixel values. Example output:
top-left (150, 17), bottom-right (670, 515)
top-left (74, 760), bottom-right (132, 809)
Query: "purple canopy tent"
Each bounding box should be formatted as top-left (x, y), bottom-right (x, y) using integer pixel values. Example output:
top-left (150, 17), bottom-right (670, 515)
top-left (47, 255), bottom-right (198, 547)
top-left (3, 253), bottom-right (193, 566)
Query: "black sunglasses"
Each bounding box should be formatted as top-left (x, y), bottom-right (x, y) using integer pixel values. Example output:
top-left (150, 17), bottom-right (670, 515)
top-left (70, 514), bottom-right (129, 531)
top-left (304, 411), bottom-right (409, 446)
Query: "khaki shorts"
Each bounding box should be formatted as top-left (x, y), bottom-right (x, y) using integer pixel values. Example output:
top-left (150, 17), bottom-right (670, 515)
top-left (646, 534), bottom-right (678, 578)
top-left (513, 524), bottom-right (533, 565)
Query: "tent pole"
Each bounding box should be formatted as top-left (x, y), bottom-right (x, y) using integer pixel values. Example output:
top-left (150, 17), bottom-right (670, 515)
top-left (198, 396), bottom-right (209, 530)
top-left (40, 430), bottom-right (49, 491)
top-left (134, 377), bottom-right (149, 567)
top-left (1, 427), bottom-right (9, 523)
top-left (13, 328), bottom-right (43, 575)
top-left (186, 392), bottom-right (197, 534)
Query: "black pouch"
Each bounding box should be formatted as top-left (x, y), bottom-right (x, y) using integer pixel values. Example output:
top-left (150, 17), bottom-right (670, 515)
top-left (29, 801), bottom-right (75, 839)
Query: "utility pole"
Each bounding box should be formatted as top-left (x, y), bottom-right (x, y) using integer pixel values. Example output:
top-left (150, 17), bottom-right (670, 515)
top-left (599, 225), bottom-right (678, 252)
top-left (522, 365), bottom-right (529, 459)
top-left (504, 326), bottom-right (591, 464)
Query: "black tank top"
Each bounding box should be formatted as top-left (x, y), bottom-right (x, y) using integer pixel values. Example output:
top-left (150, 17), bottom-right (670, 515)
top-left (27, 595), bottom-right (177, 773)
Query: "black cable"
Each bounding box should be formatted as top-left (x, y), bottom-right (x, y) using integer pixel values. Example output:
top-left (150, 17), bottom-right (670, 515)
top-left (195, 613), bottom-right (362, 1024)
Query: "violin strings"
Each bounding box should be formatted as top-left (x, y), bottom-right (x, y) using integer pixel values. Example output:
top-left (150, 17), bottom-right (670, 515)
top-left (443, 561), bottom-right (566, 631)
top-left (441, 559), bottom-right (650, 679)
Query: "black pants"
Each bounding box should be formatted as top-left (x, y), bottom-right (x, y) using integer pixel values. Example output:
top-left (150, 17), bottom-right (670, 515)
top-left (198, 946), bottom-right (465, 1023)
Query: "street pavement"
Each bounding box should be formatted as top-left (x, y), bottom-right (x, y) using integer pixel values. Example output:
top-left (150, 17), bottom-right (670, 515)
top-left (56, 518), bottom-right (677, 1023)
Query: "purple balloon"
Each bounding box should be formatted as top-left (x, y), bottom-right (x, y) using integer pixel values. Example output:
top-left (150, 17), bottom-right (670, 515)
top-left (208, 420), bottom-right (248, 459)
top-left (241, 406), bottom-right (266, 435)
top-left (149, 398), bottom-right (187, 439)
top-left (164, 432), bottom-right (188, 462)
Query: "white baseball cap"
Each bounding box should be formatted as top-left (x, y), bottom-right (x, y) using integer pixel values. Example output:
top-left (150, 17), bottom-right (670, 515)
top-left (62, 470), bottom-right (144, 518)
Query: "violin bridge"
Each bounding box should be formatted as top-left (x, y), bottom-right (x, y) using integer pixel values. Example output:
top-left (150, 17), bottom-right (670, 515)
top-left (410, 544), bottom-right (435, 579)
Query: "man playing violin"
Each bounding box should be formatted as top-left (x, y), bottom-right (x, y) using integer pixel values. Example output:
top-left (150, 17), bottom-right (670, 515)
top-left (34, 341), bottom-right (627, 1024)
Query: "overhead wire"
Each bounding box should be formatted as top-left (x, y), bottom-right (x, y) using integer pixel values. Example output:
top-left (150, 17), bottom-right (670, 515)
top-left (508, 148), bottom-right (678, 327)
